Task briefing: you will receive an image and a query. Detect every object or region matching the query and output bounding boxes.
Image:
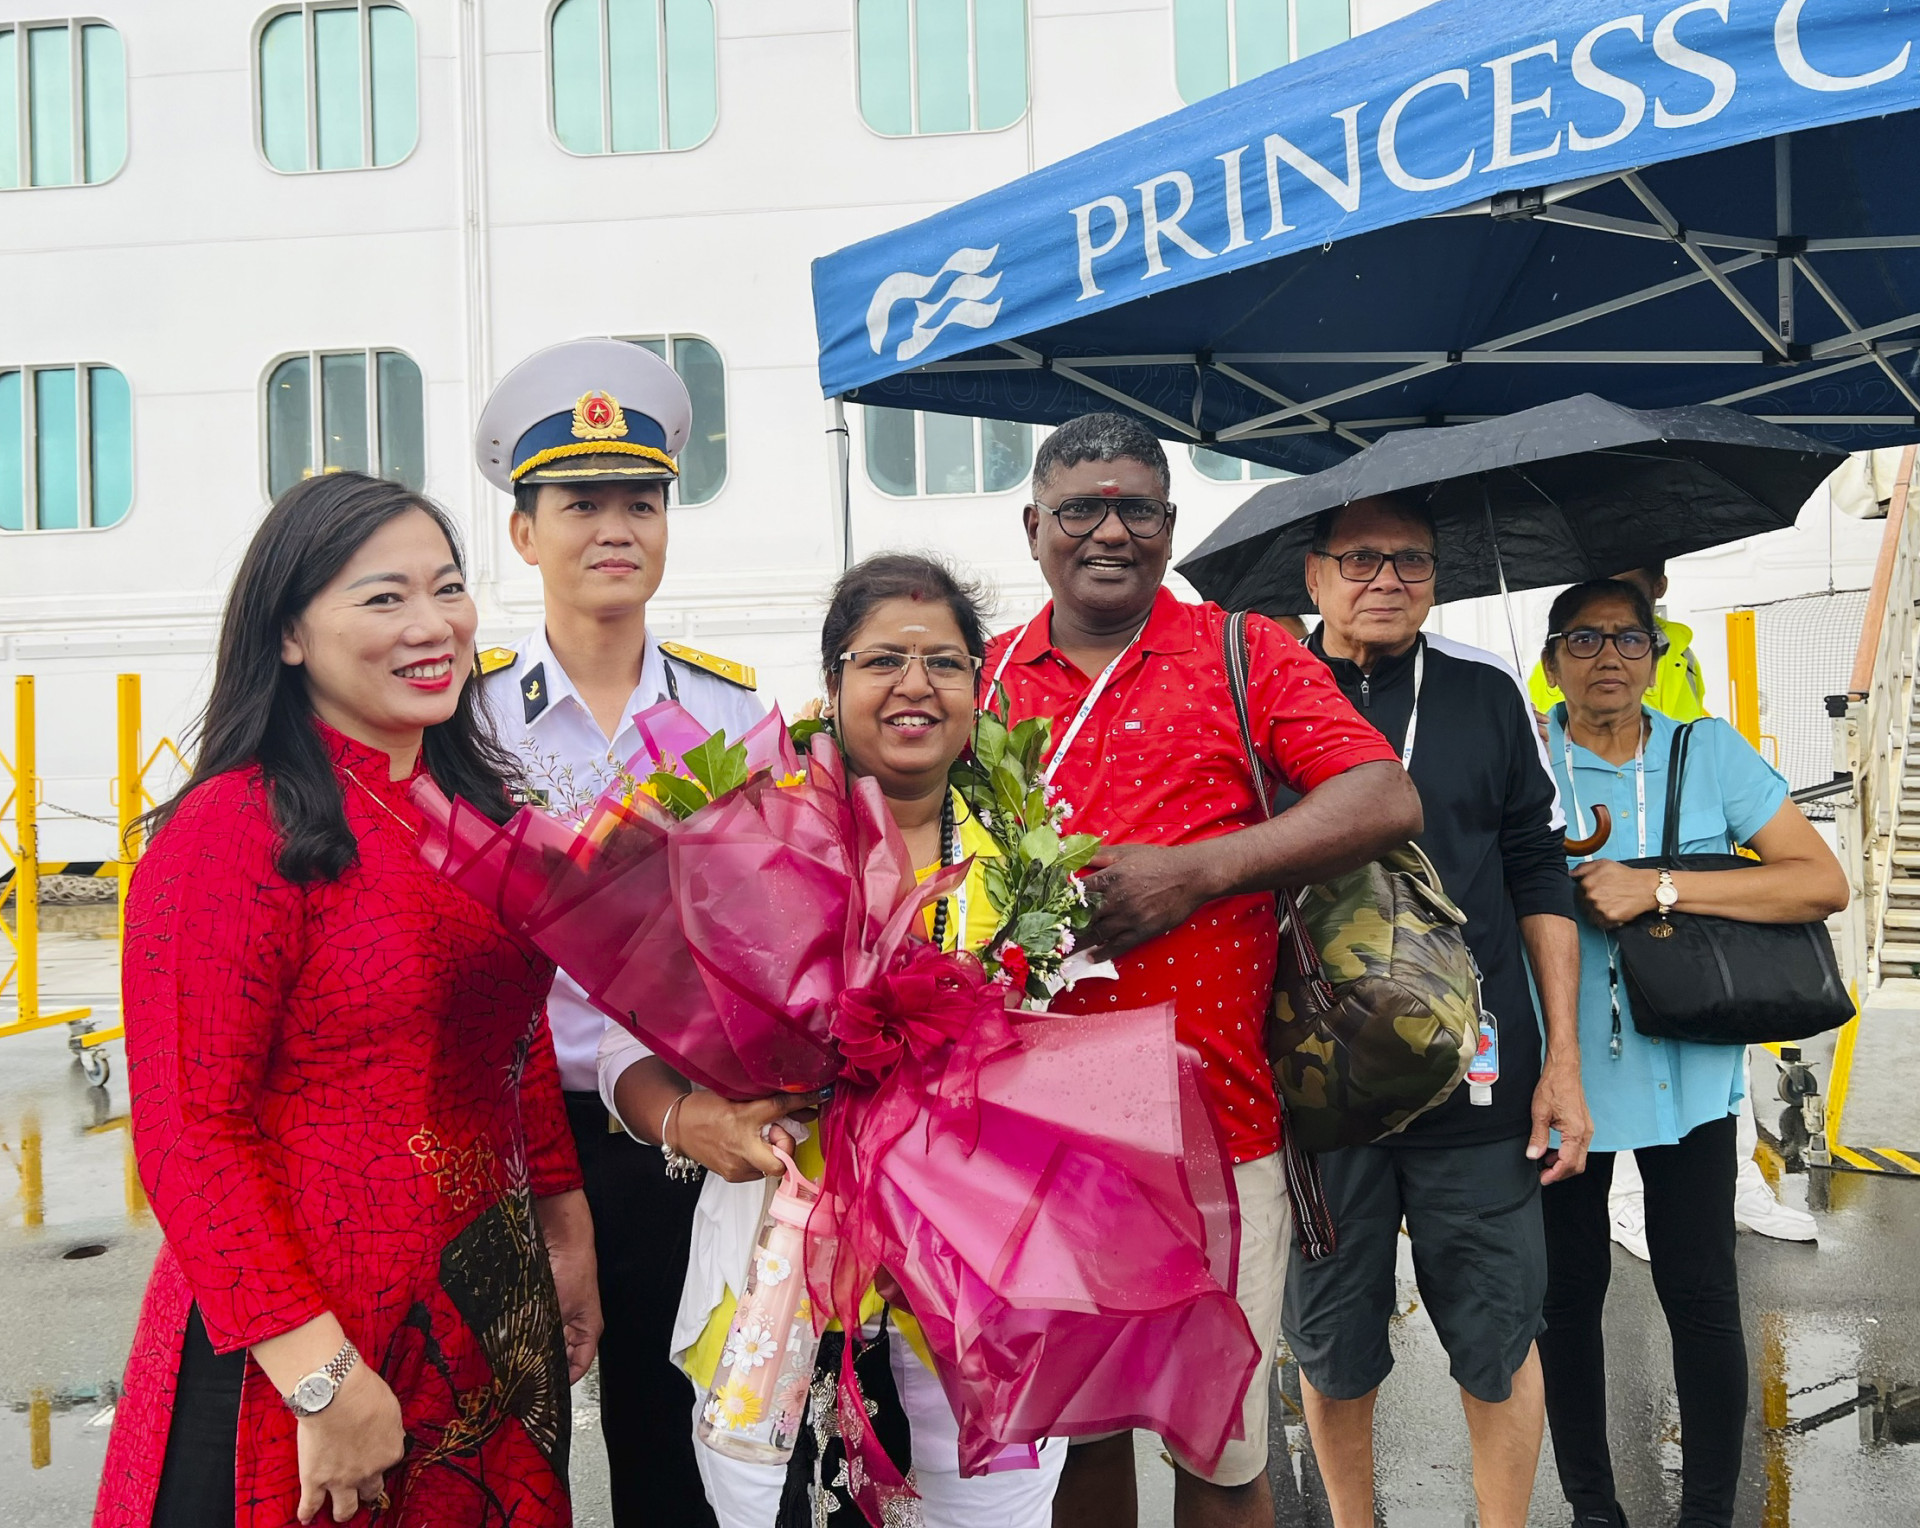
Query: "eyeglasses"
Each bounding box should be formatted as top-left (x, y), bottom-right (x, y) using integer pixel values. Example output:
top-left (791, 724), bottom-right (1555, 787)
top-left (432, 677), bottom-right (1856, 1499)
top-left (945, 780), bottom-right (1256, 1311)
top-left (1038, 496), bottom-right (1173, 540)
top-left (836, 648), bottom-right (984, 690)
top-left (1550, 627), bottom-right (1656, 660)
top-left (1316, 548), bottom-right (1437, 584)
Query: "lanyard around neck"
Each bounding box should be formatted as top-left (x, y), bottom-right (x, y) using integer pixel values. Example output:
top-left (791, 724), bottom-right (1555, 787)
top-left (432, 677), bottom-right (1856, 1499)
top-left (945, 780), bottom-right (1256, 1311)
top-left (1398, 640), bottom-right (1426, 772)
top-left (989, 614), bottom-right (1149, 787)
top-left (1560, 713), bottom-right (1649, 861)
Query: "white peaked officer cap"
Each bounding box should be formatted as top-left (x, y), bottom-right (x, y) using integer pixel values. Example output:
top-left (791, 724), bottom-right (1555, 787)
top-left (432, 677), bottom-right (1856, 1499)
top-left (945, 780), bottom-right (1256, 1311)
top-left (474, 338), bottom-right (693, 494)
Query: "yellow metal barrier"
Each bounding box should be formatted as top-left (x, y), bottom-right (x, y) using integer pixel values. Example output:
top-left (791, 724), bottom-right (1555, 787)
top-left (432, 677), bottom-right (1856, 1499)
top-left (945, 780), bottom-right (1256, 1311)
top-left (1, 677), bottom-right (93, 1045)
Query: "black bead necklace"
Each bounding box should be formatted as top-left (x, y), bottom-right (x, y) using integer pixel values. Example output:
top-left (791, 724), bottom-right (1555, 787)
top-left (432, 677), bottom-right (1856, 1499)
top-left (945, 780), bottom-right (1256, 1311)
top-left (928, 791), bottom-right (957, 951)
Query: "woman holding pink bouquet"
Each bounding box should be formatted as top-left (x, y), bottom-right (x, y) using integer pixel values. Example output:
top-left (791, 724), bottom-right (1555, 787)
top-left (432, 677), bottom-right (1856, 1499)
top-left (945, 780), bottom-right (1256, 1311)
top-left (598, 554), bottom-right (1067, 1527)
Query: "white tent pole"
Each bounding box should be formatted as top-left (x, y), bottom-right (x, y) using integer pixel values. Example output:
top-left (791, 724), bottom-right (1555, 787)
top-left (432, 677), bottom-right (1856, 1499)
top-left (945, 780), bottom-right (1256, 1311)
top-left (826, 396), bottom-right (852, 572)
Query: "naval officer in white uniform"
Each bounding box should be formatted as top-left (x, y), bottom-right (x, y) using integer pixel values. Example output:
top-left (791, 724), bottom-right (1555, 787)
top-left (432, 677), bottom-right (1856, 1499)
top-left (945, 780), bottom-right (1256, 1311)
top-left (474, 338), bottom-right (774, 1527)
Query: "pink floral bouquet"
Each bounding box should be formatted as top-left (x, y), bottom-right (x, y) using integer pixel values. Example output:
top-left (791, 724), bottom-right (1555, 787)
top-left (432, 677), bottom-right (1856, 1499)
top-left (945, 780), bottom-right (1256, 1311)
top-left (411, 702), bottom-right (1257, 1524)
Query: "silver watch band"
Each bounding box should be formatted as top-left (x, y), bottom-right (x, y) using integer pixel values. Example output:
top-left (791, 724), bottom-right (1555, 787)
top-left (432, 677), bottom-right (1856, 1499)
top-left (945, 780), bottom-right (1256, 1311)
top-left (284, 1338), bottom-right (360, 1414)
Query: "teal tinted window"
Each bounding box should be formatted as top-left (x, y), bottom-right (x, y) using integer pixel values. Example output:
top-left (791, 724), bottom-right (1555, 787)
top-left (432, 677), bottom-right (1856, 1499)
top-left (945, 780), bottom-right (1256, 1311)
top-left (88, 367), bottom-right (133, 528)
top-left (0, 33), bottom-right (16, 190)
top-left (266, 355), bottom-right (312, 498)
top-left (1193, 446), bottom-right (1289, 482)
top-left (33, 370), bottom-right (79, 529)
top-left (0, 365), bottom-right (137, 531)
top-left (320, 351), bottom-right (370, 472)
top-left (0, 21), bottom-right (124, 189)
top-left (81, 27), bottom-right (126, 182)
top-left (549, 0), bottom-right (716, 155)
top-left (265, 349), bottom-right (424, 497)
top-left (28, 26), bottom-right (73, 187)
top-left (865, 409), bottom-right (1033, 496)
top-left (0, 373), bottom-right (20, 531)
top-left (549, 0), bottom-right (602, 154)
top-left (368, 6), bottom-right (416, 166)
top-left (620, 336), bottom-right (727, 505)
top-left (1173, 0), bottom-right (1347, 104)
top-left (377, 351), bottom-right (425, 489)
top-left (259, 4), bottom-right (418, 174)
top-left (259, 12), bottom-right (307, 169)
top-left (857, 0), bottom-right (1027, 135)
top-left (314, 6), bottom-right (362, 169)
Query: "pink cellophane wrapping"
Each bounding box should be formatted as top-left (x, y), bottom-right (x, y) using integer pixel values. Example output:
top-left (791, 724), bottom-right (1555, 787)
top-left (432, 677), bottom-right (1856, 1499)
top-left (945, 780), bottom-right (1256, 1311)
top-left (411, 703), bottom-right (1259, 1509)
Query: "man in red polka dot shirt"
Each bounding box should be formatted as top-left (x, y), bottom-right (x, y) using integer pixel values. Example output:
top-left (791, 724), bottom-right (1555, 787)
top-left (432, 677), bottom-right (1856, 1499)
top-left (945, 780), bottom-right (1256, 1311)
top-left (983, 413), bottom-right (1421, 1528)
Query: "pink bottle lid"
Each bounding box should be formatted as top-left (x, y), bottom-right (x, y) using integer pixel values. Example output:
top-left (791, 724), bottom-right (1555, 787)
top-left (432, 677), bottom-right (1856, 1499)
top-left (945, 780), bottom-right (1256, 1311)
top-left (767, 1145), bottom-right (819, 1228)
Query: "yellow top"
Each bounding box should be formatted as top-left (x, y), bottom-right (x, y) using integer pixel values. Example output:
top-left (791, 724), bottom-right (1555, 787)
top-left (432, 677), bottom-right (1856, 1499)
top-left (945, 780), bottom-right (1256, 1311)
top-left (1529, 615), bottom-right (1707, 723)
top-left (683, 791), bottom-right (1000, 1388)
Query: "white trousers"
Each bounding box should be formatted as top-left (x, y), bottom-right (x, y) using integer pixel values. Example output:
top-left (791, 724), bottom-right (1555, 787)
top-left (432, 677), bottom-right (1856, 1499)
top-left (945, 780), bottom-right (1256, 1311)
top-left (691, 1338), bottom-right (1066, 1528)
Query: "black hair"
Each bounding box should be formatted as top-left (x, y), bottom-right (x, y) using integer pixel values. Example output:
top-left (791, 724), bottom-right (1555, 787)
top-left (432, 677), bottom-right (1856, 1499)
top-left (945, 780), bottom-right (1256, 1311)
top-left (1031, 411), bottom-right (1171, 497)
top-left (146, 472), bottom-right (519, 882)
top-left (1542, 577), bottom-right (1668, 674)
top-left (820, 553), bottom-right (990, 681)
top-left (1310, 493), bottom-right (1438, 553)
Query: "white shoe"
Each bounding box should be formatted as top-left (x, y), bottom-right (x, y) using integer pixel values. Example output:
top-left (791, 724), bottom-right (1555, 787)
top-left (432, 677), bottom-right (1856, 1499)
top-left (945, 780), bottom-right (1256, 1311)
top-left (1609, 1194), bottom-right (1651, 1262)
top-left (1735, 1185), bottom-right (1818, 1242)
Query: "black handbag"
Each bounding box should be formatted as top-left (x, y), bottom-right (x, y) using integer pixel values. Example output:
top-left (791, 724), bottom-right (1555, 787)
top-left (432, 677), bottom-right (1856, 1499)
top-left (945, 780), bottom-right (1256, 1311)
top-left (1612, 720), bottom-right (1853, 1044)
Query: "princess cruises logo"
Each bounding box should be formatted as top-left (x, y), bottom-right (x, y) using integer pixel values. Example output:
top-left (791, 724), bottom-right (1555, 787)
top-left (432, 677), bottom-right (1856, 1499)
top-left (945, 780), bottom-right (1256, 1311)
top-left (865, 245), bottom-right (1004, 363)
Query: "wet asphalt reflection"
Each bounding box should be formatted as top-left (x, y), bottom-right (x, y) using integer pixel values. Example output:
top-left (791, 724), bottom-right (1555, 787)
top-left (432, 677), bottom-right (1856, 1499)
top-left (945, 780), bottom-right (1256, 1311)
top-left (4, 914), bottom-right (1916, 1525)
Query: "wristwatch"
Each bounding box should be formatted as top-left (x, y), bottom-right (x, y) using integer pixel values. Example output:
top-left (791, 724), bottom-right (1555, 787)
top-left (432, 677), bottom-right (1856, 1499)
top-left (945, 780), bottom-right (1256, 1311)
top-left (284, 1339), bottom-right (360, 1417)
top-left (1654, 870), bottom-right (1680, 913)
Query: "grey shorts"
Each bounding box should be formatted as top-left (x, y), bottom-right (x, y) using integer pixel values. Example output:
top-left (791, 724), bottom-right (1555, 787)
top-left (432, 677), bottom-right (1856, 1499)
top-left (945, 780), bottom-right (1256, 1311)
top-left (1281, 1136), bottom-right (1546, 1404)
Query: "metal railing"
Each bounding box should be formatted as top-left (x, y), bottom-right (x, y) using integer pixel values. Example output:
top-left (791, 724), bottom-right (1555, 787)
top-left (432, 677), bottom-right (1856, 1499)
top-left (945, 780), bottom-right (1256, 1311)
top-left (1836, 444), bottom-right (1920, 989)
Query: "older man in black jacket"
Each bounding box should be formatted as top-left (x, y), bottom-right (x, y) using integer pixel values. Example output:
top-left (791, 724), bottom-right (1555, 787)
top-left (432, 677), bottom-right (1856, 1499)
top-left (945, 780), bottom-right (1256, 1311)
top-left (1286, 494), bottom-right (1592, 1528)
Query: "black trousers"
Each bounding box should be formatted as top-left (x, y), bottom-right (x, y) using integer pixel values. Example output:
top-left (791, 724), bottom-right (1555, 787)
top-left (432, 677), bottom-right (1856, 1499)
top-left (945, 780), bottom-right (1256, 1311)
top-left (151, 1305), bottom-right (244, 1528)
top-left (1539, 1114), bottom-right (1747, 1528)
top-left (566, 1089), bottom-right (717, 1528)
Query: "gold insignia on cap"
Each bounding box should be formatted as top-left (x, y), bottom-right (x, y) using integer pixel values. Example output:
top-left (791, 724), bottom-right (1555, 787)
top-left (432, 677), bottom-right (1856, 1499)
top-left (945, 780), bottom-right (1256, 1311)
top-left (571, 391), bottom-right (628, 441)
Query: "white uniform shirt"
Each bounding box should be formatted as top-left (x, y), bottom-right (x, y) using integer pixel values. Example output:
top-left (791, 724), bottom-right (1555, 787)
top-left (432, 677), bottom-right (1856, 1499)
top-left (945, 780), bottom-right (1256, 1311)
top-left (480, 625), bottom-right (766, 1094)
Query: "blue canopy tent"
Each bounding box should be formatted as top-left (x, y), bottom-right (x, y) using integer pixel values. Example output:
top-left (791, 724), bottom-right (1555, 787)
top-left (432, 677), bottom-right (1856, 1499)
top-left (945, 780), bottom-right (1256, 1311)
top-left (812, 0), bottom-right (1920, 479)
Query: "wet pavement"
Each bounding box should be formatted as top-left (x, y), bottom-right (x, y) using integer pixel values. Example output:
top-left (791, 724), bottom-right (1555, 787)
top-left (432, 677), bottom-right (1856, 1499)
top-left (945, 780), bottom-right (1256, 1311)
top-left (5, 911), bottom-right (1917, 1525)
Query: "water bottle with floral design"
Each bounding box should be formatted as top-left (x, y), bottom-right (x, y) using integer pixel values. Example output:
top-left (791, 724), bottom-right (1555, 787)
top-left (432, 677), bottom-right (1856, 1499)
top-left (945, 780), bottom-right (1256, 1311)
top-left (696, 1148), bottom-right (825, 1465)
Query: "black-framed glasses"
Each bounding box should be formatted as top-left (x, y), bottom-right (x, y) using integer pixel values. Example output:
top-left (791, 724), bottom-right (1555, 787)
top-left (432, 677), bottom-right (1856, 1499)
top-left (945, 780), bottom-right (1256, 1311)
top-left (1550, 627), bottom-right (1656, 660)
top-left (836, 648), bottom-right (984, 690)
top-left (1037, 496), bottom-right (1173, 540)
top-left (1316, 548), bottom-right (1437, 584)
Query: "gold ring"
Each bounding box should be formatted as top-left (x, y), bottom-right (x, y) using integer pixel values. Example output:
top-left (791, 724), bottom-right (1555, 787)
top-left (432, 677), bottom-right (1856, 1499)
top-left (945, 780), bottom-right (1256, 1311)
top-left (375, 1491), bottom-right (391, 1511)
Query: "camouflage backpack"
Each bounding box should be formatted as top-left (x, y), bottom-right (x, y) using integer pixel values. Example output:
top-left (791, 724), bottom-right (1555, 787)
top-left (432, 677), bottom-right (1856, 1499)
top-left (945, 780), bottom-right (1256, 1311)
top-left (1223, 615), bottom-right (1482, 1158)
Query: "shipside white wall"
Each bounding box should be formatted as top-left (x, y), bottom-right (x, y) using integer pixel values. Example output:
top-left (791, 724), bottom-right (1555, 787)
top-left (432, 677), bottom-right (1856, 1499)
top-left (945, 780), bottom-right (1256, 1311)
top-left (0, 0), bottom-right (1887, 859)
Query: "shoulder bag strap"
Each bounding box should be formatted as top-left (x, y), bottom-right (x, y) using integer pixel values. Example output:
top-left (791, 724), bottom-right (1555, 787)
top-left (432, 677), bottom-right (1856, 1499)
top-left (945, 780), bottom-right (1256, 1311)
top-left (1221, 612), bottom-right (1272, 817)
top-left (1221, 613), bottom-right (1339, 1262)
top-left (1661, 720), bottom-right (1698, 862)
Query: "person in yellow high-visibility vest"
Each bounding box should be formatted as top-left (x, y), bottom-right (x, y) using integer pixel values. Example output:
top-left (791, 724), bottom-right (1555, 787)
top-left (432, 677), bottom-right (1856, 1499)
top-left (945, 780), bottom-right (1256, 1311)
top-left (1528, 563), bottom-right (1706, 722)
top-left (1532, 563), bottom-right (1821, 1260)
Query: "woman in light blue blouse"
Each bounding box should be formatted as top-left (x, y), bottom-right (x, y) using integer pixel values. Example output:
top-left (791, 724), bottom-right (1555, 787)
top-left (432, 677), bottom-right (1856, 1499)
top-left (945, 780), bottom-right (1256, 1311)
top-left (1535, 577), bottom-right (1846, 1528)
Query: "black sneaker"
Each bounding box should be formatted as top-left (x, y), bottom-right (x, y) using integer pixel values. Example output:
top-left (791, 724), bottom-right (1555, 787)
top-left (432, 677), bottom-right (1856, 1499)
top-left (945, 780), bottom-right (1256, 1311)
top-left (1571, 1511), bottom-right (1627, 1528)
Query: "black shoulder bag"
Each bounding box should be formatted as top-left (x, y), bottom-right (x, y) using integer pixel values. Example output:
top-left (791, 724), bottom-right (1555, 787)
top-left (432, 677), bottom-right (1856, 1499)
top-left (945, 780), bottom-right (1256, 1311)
top-left (1612, 721), bottom-right (1853, 1044)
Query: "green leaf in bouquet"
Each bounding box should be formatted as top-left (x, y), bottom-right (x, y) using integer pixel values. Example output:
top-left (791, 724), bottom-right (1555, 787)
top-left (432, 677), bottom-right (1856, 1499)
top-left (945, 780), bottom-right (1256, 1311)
top-left (1018, 821), bottom-right (1061, 862)
top-left (992, 759), bottom-right (1027, 825)
top-left (645, 771), bottom-right (711, 820)
top-left (789, 717), bottom-right (830, 755)
top-left (971, 709), bottom-right (1008, 771)
top-left (1009, 715), bottom-right (1050, 774)
top-left (983, 858), bottom-right (1014, 915)
top-left (682, 732), bottom-right (749, 799)
top-left (1058, 833), bottom-right (1102, 873)
top-left (1010, 909), bottom-right (1061, 954)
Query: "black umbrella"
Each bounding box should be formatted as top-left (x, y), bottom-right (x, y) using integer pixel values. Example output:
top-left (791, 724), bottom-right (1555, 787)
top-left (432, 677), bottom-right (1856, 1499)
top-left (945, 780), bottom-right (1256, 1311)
top-left (1177, 395), bottom-right (1847, 618)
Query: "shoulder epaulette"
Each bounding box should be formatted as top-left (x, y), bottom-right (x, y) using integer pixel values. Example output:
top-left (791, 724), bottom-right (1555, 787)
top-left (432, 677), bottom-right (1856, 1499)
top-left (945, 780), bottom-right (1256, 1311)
top-left (478, 646), bottom-right (518, 677)
top-left (659, 641), bottom-right (757, 691)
